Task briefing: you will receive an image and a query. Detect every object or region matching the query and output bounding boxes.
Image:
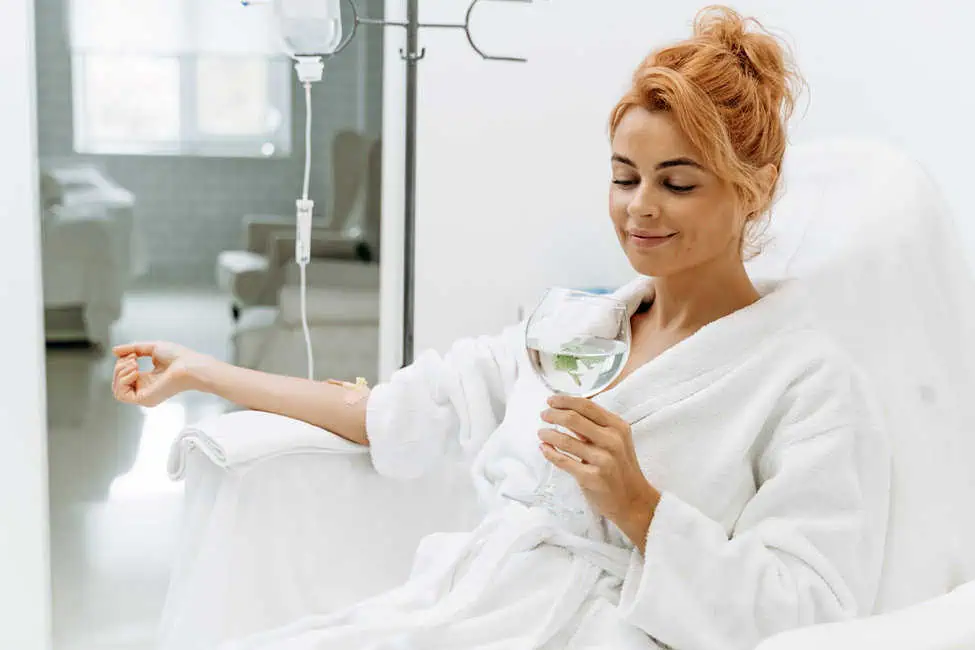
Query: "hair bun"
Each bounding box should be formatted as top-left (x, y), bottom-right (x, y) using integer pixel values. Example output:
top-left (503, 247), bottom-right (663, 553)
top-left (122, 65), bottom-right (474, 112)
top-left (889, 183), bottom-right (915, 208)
top-left (694, 6), bottom-right (784, 85)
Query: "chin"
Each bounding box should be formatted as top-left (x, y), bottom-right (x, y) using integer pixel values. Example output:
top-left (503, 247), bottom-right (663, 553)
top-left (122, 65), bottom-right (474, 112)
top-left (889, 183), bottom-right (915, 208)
top-left (623, 244), bottom-right (678, 277)
top-left (625, 253), bottom-right (671, 278)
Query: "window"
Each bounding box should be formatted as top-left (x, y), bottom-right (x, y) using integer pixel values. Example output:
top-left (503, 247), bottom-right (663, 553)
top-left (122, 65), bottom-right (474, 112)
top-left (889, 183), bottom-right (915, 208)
top-left (68, 0), bottom-right (291, 158)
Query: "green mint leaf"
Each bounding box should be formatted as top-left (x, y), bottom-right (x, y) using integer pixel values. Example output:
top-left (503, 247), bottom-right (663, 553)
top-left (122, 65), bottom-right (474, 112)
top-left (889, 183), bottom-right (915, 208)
top-left (553, 354), bottom-right (578, 372)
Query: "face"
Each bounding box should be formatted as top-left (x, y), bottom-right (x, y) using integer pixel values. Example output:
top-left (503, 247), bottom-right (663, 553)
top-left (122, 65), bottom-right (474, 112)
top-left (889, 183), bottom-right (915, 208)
top-left (609, 106), bottom-right (747, 278)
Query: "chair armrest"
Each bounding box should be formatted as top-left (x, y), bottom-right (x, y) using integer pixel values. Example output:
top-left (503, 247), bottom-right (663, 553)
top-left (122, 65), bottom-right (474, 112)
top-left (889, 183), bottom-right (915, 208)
top-left (755, 581), bottom-right (975, 650)
top-left (243, 215), bottom-right (363, 253)
top-left (242, 214), bottom-right (295, 255)
top-left (266, 228), bottom-right (368, 268)
top-left (231, 218), bottom-right (366, 309)
top-left (167, 409), bottom-right (367, 480)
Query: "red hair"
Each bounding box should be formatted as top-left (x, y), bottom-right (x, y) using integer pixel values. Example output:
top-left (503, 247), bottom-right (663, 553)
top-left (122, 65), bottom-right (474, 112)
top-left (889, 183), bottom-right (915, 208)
top-left (610, 5), bottom-right (806, 258)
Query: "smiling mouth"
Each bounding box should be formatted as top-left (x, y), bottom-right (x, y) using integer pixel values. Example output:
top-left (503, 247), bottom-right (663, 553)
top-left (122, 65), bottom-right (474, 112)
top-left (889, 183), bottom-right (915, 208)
top-left (629, 233), bottom-right (677, 247)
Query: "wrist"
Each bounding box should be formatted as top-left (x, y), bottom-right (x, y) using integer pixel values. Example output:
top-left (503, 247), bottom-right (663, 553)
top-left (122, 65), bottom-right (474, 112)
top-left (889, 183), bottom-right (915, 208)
top-left (180, 354), bottom-right (223, 393)
top-left (624, 483), bottom-right (661, 554)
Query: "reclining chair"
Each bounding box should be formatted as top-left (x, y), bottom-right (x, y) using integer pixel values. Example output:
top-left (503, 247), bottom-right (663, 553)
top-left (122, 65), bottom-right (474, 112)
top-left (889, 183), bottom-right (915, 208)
top-left (159, 139), bottom-right (975, 649)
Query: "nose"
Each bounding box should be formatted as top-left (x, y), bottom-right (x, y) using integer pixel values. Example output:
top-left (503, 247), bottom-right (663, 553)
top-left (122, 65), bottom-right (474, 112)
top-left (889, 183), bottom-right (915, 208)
top-left (626, 183), bottom-right (658, 220)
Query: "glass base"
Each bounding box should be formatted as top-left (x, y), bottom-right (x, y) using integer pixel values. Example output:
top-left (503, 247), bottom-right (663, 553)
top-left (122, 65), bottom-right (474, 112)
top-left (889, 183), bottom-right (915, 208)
top-left (530, 475), bottom-right (589, 523)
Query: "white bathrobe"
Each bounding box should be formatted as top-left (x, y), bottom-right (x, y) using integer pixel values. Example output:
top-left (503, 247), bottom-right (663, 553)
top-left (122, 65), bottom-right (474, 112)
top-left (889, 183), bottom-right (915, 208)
top-left (227, 275), bottom-right (891, 650)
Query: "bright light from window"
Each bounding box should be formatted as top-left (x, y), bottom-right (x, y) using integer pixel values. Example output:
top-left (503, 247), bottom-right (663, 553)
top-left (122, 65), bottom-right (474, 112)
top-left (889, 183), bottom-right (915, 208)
top-left (68, 0), bottom-right (288, 157)
top-left (81, 55), bottom-right (181, 143)
top-left (73, 55), bottom-right (291, 157)
top-left (197, 57), bottom-right (269, 136)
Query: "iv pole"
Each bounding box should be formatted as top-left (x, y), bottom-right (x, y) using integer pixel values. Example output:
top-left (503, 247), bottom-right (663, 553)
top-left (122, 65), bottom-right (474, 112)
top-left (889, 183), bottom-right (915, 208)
top-left (308, 0), bottom-right (531, 367)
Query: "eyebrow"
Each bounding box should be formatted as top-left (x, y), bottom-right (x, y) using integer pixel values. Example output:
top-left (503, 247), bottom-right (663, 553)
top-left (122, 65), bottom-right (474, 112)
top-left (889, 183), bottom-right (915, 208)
top-left (611, 154), bottom-right (703, 171)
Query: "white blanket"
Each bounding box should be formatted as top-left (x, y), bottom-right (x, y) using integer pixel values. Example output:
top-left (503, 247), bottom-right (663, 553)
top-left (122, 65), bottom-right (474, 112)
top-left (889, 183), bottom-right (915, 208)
top-left (223, 275), bottom-right (892, 650)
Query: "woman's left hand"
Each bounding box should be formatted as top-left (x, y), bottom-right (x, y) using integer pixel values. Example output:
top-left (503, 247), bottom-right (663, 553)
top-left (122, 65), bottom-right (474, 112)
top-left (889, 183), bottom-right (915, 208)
top-left (539, 394), bottom-right (661, 552)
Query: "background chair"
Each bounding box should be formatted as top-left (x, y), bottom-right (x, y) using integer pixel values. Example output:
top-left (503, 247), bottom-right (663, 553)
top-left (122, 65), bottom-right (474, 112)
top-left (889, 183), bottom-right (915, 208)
top-left (216, 131), bottom-right (382, 321)
top-left (160, 139), bottom-right (975, 649)
top-left (39, 164), bottom-right (143, 348)
top-left (216, 131), bottom-right (383, 382)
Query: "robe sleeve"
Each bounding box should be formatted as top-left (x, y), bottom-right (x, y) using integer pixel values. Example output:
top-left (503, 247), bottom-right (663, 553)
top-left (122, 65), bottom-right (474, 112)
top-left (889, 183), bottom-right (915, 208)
top-left (616, 357), bottom-right (892, 650)
top-left (363, 319), bottom-right (525, 480)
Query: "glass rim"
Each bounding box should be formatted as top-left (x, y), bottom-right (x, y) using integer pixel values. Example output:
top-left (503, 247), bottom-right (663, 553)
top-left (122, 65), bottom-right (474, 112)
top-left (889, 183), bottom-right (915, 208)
top-left (541, 286), bottom-right (627, 309)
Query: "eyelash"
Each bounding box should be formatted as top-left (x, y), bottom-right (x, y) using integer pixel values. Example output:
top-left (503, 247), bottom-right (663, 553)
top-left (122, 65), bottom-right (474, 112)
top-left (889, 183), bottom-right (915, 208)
top-left (612, 179), bottom-right (697, 193)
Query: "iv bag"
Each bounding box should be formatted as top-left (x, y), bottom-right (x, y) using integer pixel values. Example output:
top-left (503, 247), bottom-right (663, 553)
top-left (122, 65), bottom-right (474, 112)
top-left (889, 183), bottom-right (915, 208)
top-left (274, 0), bottom-right (343, 56)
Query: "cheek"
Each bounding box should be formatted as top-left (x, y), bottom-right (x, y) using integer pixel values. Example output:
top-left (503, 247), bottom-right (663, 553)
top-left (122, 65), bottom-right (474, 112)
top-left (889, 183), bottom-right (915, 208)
top-left (608, 191), bottom-right (628, 225)
top-left (661, 195), bottom-right (704, 233)
top-left (669, 195), bottom-right (734, 241)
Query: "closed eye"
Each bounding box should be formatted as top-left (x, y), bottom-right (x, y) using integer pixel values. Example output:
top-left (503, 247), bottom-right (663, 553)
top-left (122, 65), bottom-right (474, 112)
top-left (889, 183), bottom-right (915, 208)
top-left (613, 179), bottom-right (696, 192)
top-left (664, 181), bottom-right (696, 193)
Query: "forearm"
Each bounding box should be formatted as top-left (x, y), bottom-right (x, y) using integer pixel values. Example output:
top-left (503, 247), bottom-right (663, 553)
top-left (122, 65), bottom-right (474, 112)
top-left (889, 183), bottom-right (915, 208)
top-left (187, 359), bottom-right (370, 446)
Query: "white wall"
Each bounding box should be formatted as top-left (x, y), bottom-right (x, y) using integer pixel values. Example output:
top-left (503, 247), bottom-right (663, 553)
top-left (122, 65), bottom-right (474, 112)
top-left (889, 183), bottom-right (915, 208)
top-left (379, 0), bottom-right (975, 369)
top-left (0, 0), bottom-right (52, 648)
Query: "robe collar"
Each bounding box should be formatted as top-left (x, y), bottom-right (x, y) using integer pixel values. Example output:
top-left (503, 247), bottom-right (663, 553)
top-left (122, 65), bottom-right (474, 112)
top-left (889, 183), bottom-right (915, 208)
top-left (592, 274), bottom-right (811, 421)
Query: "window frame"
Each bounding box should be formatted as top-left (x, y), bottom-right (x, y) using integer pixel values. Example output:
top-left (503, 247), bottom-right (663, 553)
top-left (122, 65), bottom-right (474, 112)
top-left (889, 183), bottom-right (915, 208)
top-left (70, 53), bottom-right (293, 159)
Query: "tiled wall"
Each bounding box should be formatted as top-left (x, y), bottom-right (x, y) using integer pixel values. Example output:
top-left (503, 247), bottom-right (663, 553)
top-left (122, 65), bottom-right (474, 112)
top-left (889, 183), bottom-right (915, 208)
top-left (34, 0), bottom-right (384, 287)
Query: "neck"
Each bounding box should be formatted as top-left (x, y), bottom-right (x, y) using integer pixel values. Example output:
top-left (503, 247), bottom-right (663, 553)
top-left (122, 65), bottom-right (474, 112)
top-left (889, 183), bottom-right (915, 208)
top-left (647, 244), bottom-right (760, 333)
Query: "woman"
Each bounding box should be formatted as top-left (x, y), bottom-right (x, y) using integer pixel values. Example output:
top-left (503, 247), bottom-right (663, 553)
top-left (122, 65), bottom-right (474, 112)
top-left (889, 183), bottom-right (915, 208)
top-left (112, 6), bottom-right (891, 649)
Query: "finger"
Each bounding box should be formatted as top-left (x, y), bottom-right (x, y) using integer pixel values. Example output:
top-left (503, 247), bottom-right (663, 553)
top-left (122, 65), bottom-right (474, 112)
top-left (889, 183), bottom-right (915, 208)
top-left (538, 427), bottom-right (605, 465)
top-left (547, 395), bottom-right (618, 428)
top-left (112, 359), bottom-right (131, 392)
top-left (115, 362), bottom-right (135, 387)
top-left (114, 372), bottom-right (129, 400)
top-left (112, 342), bottom-right (158, 358)
top-left (119, 371), bottom-right (158, 406)
top-left (545, 398), bottom-right (628, 453)
top-left (117, 375), bottom-right (137, 399)
top-left (114, 358), bottom-right (136, 383)
top-left (540, 442), bottom-right (597, 484)
top-left (540, 406), bottom-right (603, 443)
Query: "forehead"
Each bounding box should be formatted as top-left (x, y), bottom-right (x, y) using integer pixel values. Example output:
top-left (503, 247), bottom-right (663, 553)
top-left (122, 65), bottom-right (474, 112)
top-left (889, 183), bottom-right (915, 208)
top-left (611, 106), bottom-right (700, 164)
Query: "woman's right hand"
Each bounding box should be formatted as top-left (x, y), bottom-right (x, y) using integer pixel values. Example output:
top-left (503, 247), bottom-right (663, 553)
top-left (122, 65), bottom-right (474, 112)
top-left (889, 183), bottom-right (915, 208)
top-left (111, 341), bottom-right (214, 407)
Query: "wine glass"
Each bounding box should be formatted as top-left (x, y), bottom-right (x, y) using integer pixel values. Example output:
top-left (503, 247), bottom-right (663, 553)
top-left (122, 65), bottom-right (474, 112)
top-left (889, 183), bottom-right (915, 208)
top-left (524, 287), bottom-right (632, 523)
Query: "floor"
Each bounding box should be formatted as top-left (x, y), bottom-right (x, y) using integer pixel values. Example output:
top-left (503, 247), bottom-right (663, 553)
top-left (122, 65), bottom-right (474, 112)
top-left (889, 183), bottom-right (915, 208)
top-left (46, 289), bottom-right (235, 650)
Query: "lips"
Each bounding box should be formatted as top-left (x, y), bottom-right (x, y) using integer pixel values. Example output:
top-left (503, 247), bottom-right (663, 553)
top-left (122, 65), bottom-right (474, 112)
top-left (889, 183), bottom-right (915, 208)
top-left (629, 232), bottom-right (677, 241)
top-left (627, 231), bottom-right (677, 249)
top-left (629, 229), bottom-right (677, 238)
